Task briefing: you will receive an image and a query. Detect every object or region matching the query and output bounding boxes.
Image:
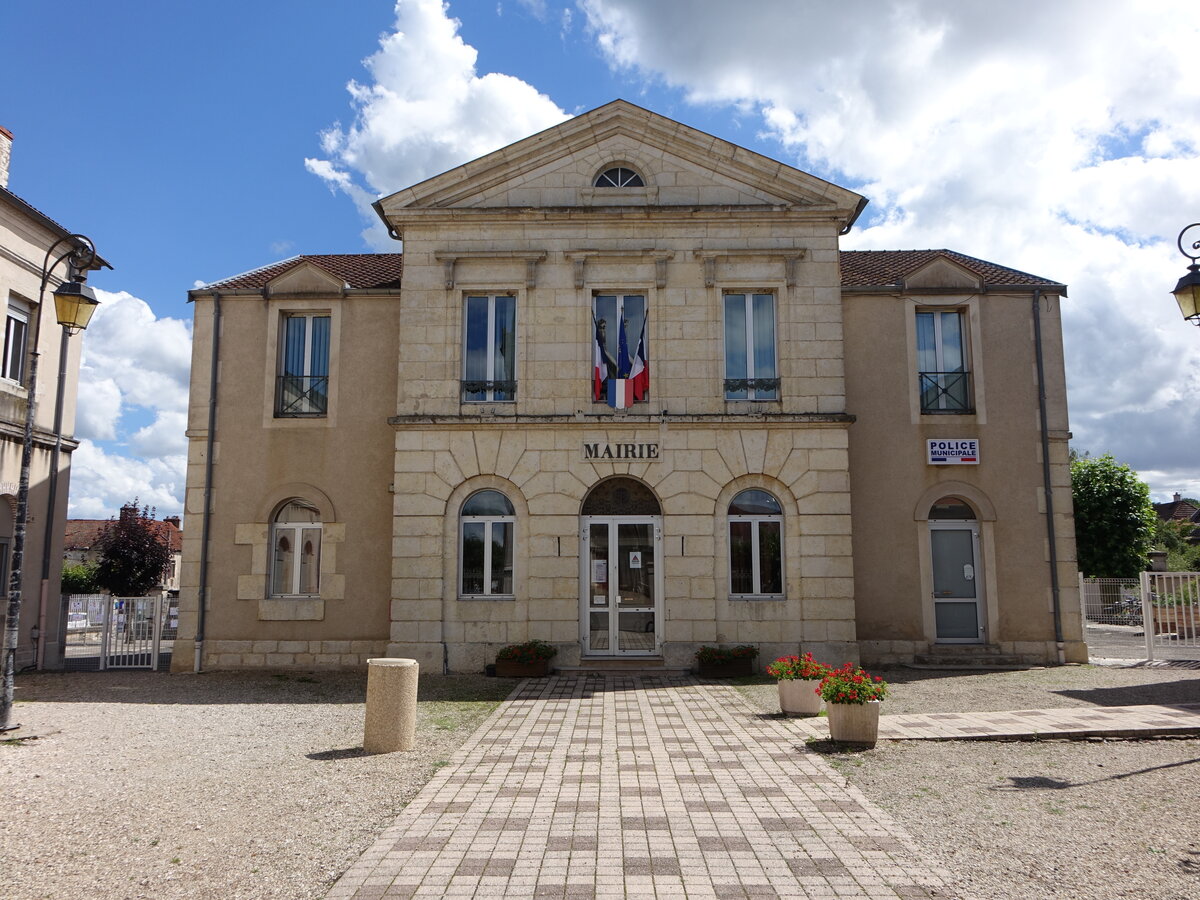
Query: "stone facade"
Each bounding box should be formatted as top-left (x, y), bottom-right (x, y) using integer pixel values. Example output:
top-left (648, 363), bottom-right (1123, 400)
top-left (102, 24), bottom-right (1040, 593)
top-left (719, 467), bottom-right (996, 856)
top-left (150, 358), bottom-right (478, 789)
top-left (174, 101), bottom-right (1086, 673)
top-left (0, 147), bottom-right (105, 670)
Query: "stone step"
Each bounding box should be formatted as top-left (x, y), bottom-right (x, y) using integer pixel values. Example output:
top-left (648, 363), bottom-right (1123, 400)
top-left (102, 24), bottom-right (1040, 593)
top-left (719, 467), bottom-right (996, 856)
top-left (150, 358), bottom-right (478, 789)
top-left (910, 644), bottom-right (1029, 668)
top-left (910, 653), bottom-right (1028, 669)
top-left (556, 657), bottom-right (692, 676)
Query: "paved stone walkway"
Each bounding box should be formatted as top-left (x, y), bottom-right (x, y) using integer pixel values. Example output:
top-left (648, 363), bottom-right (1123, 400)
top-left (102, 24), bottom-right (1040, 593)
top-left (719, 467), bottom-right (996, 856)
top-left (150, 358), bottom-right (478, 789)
top-left (786, 702), bottom-right (1200, 742)
top-left (328, 675), bottom-right (954, 899)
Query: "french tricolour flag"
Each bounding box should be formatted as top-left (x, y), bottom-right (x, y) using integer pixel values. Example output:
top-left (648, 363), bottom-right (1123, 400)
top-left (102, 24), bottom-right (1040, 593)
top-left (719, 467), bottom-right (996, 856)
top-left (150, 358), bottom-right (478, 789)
top-left (629, 316), bottom-right (648, 401)
top-left (593, 316), bottom-right (605, 402)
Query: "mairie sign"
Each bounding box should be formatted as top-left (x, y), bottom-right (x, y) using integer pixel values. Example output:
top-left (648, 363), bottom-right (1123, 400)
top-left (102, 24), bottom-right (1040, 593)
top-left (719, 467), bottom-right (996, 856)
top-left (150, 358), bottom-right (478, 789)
top-left (927, 439), bottom-right (979, 465)
top-left (583, 442), bottom-right (660, 461)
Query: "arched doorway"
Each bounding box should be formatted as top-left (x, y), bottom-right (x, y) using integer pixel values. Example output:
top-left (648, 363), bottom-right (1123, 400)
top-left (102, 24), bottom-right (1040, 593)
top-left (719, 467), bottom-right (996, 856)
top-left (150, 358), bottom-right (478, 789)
top-left (580, 478), bottom-right (662, 657)
top-left (928, 496), bottom-right (985, 643)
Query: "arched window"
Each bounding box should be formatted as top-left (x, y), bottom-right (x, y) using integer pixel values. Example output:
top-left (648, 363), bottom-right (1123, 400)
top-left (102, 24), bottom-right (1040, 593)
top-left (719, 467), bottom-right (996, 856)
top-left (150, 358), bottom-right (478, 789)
top-left (728, 489), bottom-right (783, 597)
top-left (929, 496), bottom-right (975, 519)
top-left (271, 500), bottom-right (321, 596)
top-left (461, 490), bottom-right (515, 597)
top-left (593, 166), bottom-right (644, 188)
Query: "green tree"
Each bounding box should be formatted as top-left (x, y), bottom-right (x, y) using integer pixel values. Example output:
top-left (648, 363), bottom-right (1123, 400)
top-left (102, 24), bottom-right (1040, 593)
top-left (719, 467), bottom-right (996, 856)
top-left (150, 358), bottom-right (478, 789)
top-left (1070, 454), bottom-right (1156, 577)
top-left (61, 563), bottom-right (100, 594)
top-left (1152, 518), bottom-right (1200, 571)
top-left (94, 501), bottom-right (172, 597)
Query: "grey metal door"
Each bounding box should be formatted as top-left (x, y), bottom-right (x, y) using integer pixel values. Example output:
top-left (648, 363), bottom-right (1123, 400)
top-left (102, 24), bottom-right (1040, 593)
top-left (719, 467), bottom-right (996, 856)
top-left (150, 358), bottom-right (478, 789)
top-left (930, 524), bottom-right (984, 642)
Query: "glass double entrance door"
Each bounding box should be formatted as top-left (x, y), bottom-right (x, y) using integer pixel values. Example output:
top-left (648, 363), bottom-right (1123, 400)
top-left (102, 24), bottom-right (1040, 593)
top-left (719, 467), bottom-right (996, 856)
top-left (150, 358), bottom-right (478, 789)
top-left (581, 517), bottom-right (661, 656)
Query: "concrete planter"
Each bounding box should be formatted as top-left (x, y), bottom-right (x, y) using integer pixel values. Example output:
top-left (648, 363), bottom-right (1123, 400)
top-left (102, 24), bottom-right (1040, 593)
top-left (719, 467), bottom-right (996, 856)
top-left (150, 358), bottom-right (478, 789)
top-left (495, 658), bottom-right (551, 677)
top-left (777, 679), bottom-right (823, 716)
top-left (826, 700), bottom-right (882, 747)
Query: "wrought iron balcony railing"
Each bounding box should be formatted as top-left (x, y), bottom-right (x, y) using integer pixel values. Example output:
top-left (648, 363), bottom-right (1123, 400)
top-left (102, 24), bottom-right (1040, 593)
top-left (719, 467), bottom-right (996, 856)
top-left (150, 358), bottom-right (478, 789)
top-left (919, 371), bottom-right (973, 413)
top-left (724, 377), bottom-right (780, 399)
top-left (276, 375), bottom-right (329, 417)
top-left (462, 380), bottom-right (517, 402)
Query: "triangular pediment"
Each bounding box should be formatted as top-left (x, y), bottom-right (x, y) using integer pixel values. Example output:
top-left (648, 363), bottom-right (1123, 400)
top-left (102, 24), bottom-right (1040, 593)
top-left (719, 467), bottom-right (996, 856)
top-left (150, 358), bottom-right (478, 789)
top-left (265, 261), bottom-right (346, 297)
top-left (375, 100), bottom-right (865, 230)
top-left (903, 256), bottom-right (982, 291)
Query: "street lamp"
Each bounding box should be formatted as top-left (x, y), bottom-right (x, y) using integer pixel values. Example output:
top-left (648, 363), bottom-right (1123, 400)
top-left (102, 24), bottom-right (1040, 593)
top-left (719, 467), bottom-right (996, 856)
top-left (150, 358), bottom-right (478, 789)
top-left (1171, 223), bottom-right (1200, 326)
top-left (1, 234), bottom-right (102, 732)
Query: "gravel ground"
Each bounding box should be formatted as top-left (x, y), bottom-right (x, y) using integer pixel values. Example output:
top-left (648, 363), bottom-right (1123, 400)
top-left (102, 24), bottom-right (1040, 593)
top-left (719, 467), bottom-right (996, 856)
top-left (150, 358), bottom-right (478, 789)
top-left (0, 671), bottom-right (514, 900)
top-left (738, 664), bottom-right (1200, 900)
top-left (5, 665), bottom-right (1200, 900)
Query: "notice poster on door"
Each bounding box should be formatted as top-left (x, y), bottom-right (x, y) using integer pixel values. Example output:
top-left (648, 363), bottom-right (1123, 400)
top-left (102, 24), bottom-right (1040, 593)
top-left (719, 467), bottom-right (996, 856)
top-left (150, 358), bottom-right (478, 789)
top-left (592, 595), bottom-right (606, 606)
top-left (592, 560), bottom-right (607, 583)
top-left (629, 551), bottom-right (642, 569)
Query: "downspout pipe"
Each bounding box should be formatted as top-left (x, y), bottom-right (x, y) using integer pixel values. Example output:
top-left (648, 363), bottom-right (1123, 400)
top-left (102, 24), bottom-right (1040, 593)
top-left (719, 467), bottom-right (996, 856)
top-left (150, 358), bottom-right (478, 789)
top-left (1032, 289), bottom-right (1066, 663)
top-left (194, 291), bottom-right (221, 673)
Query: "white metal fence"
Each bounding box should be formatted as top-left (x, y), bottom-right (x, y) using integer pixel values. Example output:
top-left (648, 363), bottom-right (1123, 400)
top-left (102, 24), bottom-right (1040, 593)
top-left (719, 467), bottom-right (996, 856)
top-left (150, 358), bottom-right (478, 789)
top-left (63, 594), bottom-right (173, 670)
top-left (1079, 573), bottom-right (1200, 660)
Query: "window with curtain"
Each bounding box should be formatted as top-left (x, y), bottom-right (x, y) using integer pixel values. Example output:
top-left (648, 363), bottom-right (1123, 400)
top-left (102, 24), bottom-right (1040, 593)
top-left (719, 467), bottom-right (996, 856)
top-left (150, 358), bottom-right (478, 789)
top-left (460, 490), bottom-right (515, 597)
top-left (728, 489), bottom-right (784, 597)
top-left (462, 294), bottom-right (516, 401)
top-left (271, 500), bottom-right (322, 596)
top-left (276, 313), bottom-right (330, 416)
top-left (916, 309), bottom-right (972, 413)
top-left (723, 293), bottom-right (778, 400)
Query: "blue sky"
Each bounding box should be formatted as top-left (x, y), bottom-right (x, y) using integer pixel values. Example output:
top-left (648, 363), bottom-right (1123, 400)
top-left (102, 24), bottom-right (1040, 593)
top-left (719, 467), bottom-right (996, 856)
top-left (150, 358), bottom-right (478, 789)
top-left (2, 0), bottom-right (1198, 516)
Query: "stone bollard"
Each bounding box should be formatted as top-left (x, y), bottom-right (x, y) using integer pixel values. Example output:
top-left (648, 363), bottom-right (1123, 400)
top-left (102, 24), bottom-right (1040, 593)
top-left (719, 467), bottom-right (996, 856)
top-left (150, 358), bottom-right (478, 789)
top-left (363, 658), bottom-right (419, 754)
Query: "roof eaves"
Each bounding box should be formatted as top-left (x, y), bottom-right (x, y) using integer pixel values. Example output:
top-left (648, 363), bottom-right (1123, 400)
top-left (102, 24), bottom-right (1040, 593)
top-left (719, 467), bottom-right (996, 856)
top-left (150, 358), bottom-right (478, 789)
top-left (190, 255), bottom-right (302, 297)
top-left (0, 186), bottom-right (113, 272)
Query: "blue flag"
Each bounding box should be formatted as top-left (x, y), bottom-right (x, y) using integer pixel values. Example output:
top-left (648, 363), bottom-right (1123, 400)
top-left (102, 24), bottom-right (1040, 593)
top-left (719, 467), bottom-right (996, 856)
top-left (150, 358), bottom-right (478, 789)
top-left (617, 315), bottom-right (631, 378)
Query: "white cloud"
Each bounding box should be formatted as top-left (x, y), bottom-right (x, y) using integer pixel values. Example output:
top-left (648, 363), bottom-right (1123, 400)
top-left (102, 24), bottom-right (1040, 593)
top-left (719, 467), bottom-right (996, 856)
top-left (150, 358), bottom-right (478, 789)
top-left (578, 0), bottom-right (1200, 495)
top-left (70, 289), bottom-right (191, 516)
top-left (305, 0), bottom-right (569, 245)
top-left (129, 410), bottom-right (188, 458)
top-left (69, 440), bottom-right (184, 520)
top-left (75, 376), bottom-right (122, 441)
top-left (80, 289), bottom-right (191, 416)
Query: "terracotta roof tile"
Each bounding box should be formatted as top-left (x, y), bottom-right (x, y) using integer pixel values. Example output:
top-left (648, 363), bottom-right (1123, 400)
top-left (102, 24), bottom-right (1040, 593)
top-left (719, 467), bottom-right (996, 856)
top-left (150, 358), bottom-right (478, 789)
top-left (1154, 500), bottom-right (1200, 524)
top-left (65, 519), bottom-right (182, 553)
top-left (199, 253), bottom-right (404, 291)
top-left (197, 248), bottom-right (1060, 295)
top-left (839, 249), bottom-right (1063, 288)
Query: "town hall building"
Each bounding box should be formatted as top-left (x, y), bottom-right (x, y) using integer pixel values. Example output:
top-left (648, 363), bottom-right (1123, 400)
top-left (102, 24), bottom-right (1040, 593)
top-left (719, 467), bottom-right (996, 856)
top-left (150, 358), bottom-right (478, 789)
top-left (173, 101), bottom-right (1085, 673)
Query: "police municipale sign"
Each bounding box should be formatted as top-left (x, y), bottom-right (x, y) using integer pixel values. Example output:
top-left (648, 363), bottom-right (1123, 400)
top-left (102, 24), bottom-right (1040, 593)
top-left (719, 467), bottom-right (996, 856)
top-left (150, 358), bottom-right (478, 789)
top-left (927, 439), bottom-right (979, 465)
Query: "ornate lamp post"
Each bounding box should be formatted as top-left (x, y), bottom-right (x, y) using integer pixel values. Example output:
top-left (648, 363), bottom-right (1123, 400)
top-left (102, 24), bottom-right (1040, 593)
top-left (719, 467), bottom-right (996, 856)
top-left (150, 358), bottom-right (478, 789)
top-left (1, 234), bottom-right (101, 732)
top-left (1171, 223), bottom-right (1200, 326)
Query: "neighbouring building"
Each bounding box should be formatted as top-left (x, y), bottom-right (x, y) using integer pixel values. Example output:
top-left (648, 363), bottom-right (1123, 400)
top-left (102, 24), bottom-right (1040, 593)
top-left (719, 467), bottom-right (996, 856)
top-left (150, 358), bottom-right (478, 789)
top-left (64, 512), bottom-right (184, 595)
top-left (174, 101), bottom-right (1085, 673)
top-left (0, 126), bottom-right (109, 669)
top-left (1154, 493), bottom-right (1200, 532)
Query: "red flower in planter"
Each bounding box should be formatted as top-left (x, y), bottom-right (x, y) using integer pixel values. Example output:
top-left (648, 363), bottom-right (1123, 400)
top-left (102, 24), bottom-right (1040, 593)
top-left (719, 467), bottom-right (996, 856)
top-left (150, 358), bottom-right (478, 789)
top-left (818, 663), bottom-right (889, 705)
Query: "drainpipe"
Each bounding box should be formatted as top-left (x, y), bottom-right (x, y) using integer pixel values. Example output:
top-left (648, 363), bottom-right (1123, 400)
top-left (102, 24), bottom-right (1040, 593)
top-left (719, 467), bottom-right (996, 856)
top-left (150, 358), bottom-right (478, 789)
top-left (1032, 289), bottom-right (1066, 663)
top-left (194, 291), bottom-right (221, 673)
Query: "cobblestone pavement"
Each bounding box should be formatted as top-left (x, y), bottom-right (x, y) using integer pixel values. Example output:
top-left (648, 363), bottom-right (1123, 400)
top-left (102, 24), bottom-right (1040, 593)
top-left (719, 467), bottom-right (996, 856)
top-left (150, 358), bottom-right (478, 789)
top-left (786, 701), bottom-right (1200, 742)
top-left (328, 675), bottom-right (954, 899)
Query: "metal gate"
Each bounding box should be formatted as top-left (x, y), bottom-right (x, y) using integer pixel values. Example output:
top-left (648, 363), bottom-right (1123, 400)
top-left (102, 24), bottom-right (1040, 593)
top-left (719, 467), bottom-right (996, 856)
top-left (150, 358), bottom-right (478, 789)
top-left (63, 594), bottom-right (166, 670)
top-left (1142, 572), bottom-right (1200, 661)
top-left (1079, 574), bottom-right (1200, 661)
